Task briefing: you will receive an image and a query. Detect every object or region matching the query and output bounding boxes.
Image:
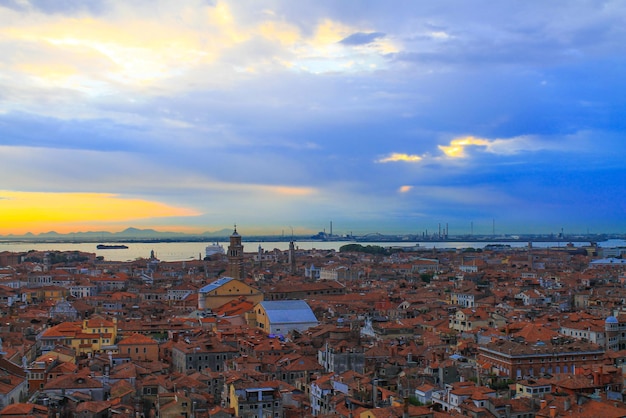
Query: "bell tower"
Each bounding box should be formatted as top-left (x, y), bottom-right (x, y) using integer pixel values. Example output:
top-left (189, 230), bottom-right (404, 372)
top-left (289, 241), bottom-right (296, 274)
top-left (227, 225), bottom-right (244, 279)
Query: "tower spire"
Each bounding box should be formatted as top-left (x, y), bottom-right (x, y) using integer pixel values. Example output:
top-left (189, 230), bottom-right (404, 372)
top-left (227, 225), bottom-right (244, 279)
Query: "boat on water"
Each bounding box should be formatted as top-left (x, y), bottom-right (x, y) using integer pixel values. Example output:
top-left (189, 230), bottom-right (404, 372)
top-left (205, 242), bottom-right (225, 258)
top-left (97, 244), bottom-right (129, 250)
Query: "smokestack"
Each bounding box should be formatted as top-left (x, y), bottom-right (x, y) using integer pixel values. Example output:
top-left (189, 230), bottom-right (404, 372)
top-left (330, 221), bottom-right (333, 236)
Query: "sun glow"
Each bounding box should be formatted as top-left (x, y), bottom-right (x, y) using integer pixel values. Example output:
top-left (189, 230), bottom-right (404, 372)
top-left (0, 191), bottom-right (198, 234)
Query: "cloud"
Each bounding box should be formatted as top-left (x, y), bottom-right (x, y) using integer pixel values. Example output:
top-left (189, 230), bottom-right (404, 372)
top-left (340, 32), bottom-right (385, 46)
top-left (376, 135), bottom-right (549, 165)
top-left (206, 182), bottom-right (316, 197)
top-left (377, 153), bottom-right (423, 163)
top-left (1, 1), bottom-right (625, 235)
top-left (438, 136), bottom-right (491, 158)
top-left (258, 21), bottom-right (300, 46)
top-left (0, 0), bottom-right (108, 14)
top-left (286, 19), bottom-right (396, 73)
top-left (437, 133), bottom-right (596, 159)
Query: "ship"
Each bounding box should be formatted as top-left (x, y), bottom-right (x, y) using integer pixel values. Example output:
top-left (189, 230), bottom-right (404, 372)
top-left (205, 242), bottom-right (225, 258)
top-left (97, 244), bottom-right (129, 250)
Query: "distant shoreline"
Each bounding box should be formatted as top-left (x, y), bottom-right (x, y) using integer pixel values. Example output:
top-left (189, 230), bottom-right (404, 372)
top-left (0, 234), bottom-right (618, 245)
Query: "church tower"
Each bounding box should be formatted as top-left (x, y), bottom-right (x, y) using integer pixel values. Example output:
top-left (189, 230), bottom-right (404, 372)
top-left (289, 241), bottom-right (296, 274)
top-left (227, 225), bottom-right (244, 279)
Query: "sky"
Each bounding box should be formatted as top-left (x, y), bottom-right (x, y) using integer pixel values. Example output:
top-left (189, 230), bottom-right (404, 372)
top-left (1, 0), bottom-right (625, 237)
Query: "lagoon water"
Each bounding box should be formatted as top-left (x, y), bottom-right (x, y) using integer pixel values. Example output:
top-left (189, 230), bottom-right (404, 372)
top-left (0, 240), bottom-right (590, 262)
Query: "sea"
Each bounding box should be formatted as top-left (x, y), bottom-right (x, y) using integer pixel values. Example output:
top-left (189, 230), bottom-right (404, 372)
top-left (0, 240), bottom-right (593, 262)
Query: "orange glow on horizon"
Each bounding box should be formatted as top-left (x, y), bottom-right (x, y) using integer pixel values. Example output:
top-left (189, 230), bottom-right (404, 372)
top-left (0, 190), bottom-right (199, 235)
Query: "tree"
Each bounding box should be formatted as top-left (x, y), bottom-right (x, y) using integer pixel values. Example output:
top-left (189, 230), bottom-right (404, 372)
top-left (420, 273), bottom-right (433, 283)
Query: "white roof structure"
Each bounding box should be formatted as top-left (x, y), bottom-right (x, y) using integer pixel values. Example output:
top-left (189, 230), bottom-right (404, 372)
top-left (258, 300), bottom-right (318, 334)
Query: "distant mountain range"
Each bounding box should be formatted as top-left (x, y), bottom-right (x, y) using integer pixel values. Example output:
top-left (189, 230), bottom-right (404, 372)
top-left (0, 227), bottom-right (236, 242)
top-left (0, 227), bottom-right (618, 244)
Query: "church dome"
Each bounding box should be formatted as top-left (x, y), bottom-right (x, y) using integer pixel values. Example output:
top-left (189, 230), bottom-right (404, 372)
top-left (606, 316), bottom-right (619, 324)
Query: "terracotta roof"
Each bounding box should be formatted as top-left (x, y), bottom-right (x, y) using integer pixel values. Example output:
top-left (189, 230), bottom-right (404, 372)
top-left (75, 401), bottom-right (111, 414)
top-left (43, 371), bottom-right (103, 390)
top-left (118, 333), bottom-right (158, 345)
top-left (0, 402), bottom-right (48, 417)
top-left (110, 379), bottom-right (135, 399)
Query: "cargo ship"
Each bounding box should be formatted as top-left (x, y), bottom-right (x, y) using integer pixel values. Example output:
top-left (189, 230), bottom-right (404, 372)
top-left (96, 244), bottom-right (129, 249)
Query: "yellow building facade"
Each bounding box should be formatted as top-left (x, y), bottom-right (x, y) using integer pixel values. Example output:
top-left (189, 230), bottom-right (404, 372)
top-left (198, 277), bottom-right (263, 311)
top-left (39, 315), bottom-right (117, 356)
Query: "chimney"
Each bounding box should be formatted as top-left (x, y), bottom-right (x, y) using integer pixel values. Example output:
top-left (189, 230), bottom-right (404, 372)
top-left (540, 399), bottom-right (547, 410)
top-left (549, 406), bottom-right (557, 418)
top-left (403, 397), bottom-right (409, 418)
